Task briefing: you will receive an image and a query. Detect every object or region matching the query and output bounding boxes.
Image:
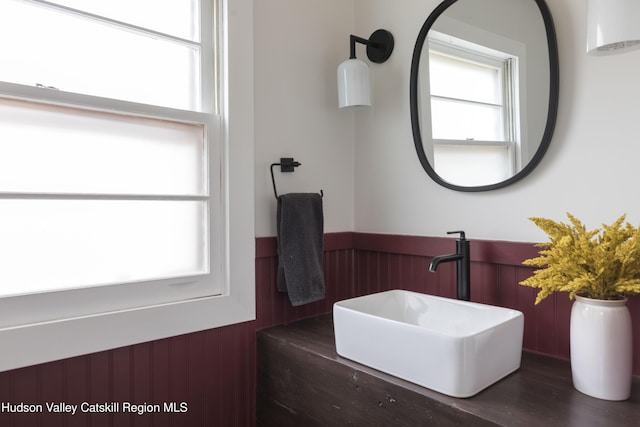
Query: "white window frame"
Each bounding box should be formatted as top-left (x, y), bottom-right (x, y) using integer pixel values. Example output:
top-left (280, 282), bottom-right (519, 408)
top-left (0, 0), bottom-right (255, 372)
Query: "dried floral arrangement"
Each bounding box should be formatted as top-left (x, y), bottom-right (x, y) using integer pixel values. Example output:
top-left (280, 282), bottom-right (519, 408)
top-left (520, 213), bottom-right (640, 304)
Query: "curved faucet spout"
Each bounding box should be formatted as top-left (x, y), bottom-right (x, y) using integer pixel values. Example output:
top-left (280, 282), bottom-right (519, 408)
top-left (428, 254), bottom-right (463, 272)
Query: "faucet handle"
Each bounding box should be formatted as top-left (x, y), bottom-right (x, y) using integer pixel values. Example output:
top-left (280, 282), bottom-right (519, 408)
top-left (447, 230), bottom-right (466, 240)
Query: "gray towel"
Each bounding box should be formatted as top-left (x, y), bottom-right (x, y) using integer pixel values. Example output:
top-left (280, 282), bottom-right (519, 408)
top-left (276, 193), bottom-right (325, 306)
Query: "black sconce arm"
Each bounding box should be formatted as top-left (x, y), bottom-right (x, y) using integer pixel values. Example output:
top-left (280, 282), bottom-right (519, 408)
top-left (348, 29), bottom-right (395, 63)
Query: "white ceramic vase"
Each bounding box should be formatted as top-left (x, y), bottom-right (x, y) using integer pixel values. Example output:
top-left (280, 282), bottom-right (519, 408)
top-left (570, 295), bottom-right (633, 400)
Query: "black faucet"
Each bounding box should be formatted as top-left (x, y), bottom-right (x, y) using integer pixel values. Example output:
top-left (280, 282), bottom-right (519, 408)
top-left (428, 231), bottom-right (470, 301)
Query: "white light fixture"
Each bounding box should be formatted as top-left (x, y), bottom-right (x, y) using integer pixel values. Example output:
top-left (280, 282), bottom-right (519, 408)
top-left (337, 29), bottom-right (394, 108)
top-left (587, 0), bottom-right (640, 55)
top-left (337, 59), bottom-right (371, 108)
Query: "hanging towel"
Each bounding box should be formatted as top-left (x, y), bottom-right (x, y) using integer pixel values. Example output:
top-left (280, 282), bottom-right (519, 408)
top-left (276, 193), bottom-right (325, 306)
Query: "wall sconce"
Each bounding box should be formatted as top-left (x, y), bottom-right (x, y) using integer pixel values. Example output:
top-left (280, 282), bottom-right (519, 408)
top-left (587, 0), bottom-right (640, 55)
top-left (337, 29), bottom-right (394, 108)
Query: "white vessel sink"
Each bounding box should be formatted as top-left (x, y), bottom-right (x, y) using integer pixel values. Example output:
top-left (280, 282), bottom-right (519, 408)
top-left (333, 290), bottom-right (524, 398)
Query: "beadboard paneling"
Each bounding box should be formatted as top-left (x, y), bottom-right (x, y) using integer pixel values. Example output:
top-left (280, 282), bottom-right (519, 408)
top-left (2, 232), bottom-right (639, 427)
top-left (255, 232), bottom-right (355, 330)
top-left (0, 322), bottom-right (256, 427)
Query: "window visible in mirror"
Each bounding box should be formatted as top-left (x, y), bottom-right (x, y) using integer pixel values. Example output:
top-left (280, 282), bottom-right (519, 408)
top-left (409, 0), bottom-right (559, 192)
top-left (428, 34), bottom-right (520, 184)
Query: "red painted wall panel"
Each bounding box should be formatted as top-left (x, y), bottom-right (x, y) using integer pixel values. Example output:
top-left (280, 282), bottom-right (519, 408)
top-left (255, 232), bottom-right (355, 330)
top-left (1, 232), bottom-right (639, 427)
top-left (0, 322), bottom-right (256, 427)
top-left (0, 232), bottom-right (353, 427)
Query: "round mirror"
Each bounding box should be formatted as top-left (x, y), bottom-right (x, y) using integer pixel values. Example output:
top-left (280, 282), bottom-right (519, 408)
top-left (410, 0), bottom-right (559, 191)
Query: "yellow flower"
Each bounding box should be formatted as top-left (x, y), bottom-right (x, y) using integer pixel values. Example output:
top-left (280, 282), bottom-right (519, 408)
top-left (520, 213), bottom-right (640, 304)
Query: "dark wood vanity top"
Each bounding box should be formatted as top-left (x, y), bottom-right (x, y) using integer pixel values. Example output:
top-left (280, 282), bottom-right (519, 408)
top-left (257, 315), bottom-right (640, 427)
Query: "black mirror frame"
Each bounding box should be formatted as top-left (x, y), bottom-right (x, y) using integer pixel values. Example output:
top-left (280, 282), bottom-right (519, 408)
top-left (409, 0), bottom-right (559, 192)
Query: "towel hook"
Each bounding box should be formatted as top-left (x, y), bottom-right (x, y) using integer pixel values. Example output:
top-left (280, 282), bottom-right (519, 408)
top-left (270, 157), bottom-right (323, 200)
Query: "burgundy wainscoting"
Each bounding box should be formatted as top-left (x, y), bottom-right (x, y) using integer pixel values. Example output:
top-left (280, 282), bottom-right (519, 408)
top-left (0, 232), bottom-right (358, 427)
top-left (2, 231), bottom-right (639, 427)
top-left (255, 232), bottom-right (358, 330)
top-left (0, 320), bottom-right (256, 427)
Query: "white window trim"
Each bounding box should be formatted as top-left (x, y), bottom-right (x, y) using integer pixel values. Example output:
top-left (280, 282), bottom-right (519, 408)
top-left (0, 0), bottom-right (255, 372)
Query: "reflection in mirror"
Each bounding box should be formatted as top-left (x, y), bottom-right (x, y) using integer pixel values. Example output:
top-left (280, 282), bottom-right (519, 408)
top-left (410, 0), bottom-right (558, 191)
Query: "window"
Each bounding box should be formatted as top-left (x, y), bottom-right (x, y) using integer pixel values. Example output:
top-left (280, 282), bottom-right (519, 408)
top-left (428, 34), bottom-right (520, 186)
top-left (0, 0), bottom-right (213, 111)
top-left (0, 0), bottom-right (255, 371)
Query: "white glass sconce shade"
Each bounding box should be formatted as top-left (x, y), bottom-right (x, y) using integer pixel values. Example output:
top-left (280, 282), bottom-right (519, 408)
top-left (587, 0), bottom-right (640, 55)
top-left (337, 29), bottom-right (393, 109)
top-left (337, 58), bottom-right (371, 108)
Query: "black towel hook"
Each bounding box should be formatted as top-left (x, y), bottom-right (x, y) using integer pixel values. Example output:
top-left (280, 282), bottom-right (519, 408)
top-left (270, 157), bottom-right (323, 200)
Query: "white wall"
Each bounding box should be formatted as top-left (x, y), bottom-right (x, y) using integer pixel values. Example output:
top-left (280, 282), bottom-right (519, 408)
top-left (254, 0), bottom-right (640, 243)
top-left (254, 0), bottom-right (356, 237)
top-left (354, 0), bottom-right (640, 242)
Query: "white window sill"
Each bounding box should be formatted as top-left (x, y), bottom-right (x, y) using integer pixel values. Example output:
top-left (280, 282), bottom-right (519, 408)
top-left (0, 288), bottom-right (255, 372)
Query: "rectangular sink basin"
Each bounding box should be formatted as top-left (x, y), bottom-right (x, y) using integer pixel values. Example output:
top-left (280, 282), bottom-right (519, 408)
top-left (333, 290), bottom-right (524, 398)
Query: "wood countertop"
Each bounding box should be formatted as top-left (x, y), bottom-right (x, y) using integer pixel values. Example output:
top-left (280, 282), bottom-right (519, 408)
top-left (257, 315), bottom-right (640, 427)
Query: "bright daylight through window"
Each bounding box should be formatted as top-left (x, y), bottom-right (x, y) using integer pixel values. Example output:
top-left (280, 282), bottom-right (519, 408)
top-left (0, 0), bottom-right (222, 328)
top-left (428, 35), bottom-right (519, 186)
